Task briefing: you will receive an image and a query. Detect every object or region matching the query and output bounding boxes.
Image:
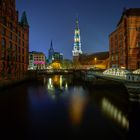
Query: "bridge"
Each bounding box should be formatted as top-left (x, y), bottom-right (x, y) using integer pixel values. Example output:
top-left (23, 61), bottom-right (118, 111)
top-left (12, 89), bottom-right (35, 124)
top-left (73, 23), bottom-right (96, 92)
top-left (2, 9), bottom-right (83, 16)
top-left (32, 68), bottom-right (104, 75)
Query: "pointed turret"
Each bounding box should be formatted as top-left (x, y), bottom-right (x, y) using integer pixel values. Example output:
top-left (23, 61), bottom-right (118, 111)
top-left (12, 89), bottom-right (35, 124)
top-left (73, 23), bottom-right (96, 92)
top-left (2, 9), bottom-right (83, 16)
top-left (20, 11), bottom-right (29, 27)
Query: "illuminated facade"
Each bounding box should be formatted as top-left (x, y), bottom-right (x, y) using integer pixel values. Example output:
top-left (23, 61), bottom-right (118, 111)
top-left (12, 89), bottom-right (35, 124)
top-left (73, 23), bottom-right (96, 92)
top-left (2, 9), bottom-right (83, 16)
top-left (72, 17), bottom-right (82, 62)
top-left (109, 8), bottom-right (140, 70)
top-left (0, 0), bottom-right (29, 79)
top-left (28, 51), bottom-right (46, 70)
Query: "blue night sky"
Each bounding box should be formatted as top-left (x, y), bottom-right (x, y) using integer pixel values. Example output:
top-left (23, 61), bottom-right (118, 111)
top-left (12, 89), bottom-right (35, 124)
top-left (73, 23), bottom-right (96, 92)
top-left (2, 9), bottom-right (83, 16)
top-left (16, 0), bottom-right (140, 59)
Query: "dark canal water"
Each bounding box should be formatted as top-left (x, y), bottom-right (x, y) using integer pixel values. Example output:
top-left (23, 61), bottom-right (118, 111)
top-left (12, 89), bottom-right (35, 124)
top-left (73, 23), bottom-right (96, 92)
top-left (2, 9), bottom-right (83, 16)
top-left (0, 74), bottom-right (140, 140)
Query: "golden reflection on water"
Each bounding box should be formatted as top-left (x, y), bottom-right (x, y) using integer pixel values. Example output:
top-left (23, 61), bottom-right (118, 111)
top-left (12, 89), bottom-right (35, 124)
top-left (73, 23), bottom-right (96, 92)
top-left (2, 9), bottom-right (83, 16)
top-left (44, 75), bottom-right (68, 99)
top-left (69, 87), bottom-right (87, 125)
top-left (102, 98), bottom-right (129, 130)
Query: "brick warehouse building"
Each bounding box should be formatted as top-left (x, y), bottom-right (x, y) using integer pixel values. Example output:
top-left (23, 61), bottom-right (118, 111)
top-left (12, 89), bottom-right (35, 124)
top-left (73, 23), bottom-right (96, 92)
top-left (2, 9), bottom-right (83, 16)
top-left (0, 0), bottom-right (29, 79)
top-left (109, 8), bottom-right (140, 70)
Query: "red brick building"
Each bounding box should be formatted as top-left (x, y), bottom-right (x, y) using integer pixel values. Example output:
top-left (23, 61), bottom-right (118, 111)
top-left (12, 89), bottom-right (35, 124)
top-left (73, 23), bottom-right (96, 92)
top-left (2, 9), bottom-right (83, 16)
top-left (109, 8), bottom-right (140, 70)
top-left (0, 0), bottom-right (29, 79)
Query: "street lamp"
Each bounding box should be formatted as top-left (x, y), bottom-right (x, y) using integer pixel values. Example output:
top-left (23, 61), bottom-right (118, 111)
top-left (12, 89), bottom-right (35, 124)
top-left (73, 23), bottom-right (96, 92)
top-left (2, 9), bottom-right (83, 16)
top-left (94, 57), bottom-right (97, 68)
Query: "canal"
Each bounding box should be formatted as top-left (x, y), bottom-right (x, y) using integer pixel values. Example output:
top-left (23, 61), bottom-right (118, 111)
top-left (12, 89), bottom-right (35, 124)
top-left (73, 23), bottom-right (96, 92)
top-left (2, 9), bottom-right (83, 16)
top-left (0, 74), bottom-right (140, 140)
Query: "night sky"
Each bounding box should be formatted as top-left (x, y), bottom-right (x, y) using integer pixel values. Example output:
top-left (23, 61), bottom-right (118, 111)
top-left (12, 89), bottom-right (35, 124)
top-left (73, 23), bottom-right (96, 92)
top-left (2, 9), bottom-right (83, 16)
top-left (16, 0), bottom-right (140, 59)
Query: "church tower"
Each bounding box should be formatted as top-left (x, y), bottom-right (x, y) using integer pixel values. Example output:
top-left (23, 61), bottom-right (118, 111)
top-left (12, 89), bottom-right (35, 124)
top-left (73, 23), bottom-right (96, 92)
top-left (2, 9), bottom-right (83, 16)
top-left (48, 40), bottom-right (54, 63)
top-left (72, 17), bottom-right (82, 62)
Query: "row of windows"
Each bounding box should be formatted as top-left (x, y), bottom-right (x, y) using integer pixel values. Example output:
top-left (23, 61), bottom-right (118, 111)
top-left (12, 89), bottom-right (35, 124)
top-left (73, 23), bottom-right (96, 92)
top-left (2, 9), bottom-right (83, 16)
top-left (2, 16), bottom-right (25, 36)
top-left (1, 52), bottom-right (26, 63)
top-left (1, 17), bottom-right (17, 32)
top-left (1, 38), bottom-right (27, 54)
top-left (1, 63), bottom-right (26, 72)
top-left (34, 59), bottom-right (45, 61)
top-left (34, 56), bottom-right (45, 58)
top-left (110, 41), bottom-right (140, 52)
top-left (1, 28), bottom-right (25, 46)
top-left (110, 34), bottom-right (124, 42)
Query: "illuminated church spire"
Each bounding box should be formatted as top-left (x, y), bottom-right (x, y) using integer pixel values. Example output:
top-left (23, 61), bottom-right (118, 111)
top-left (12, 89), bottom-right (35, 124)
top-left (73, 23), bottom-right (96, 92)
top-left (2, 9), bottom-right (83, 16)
top-left (72, 17), bottom-right (82, 59)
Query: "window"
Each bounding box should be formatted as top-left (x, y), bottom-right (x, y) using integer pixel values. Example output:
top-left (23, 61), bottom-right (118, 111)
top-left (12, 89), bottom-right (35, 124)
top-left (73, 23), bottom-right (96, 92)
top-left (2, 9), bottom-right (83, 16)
top-left (2, 38), bottom-right (6, 47)
top-left (136, 27), bottom-right (140, 31)
top-left (18, 31), bottom-right (21, 37)
top-left (111, 56), bottom-right (114, 61)
top-left (9, 42), bottom-right (12, 49)
top-left (2, 17), bottom-right (6, 25)
top-left (137, 42), bottom-right (140, 47)
top-left (22, 56), bottom-right (24, 63)
top-left (2, 28), bottom-right (6, 36)
top-left (22, 41), bottom-right (24, 47)
top-left (10, 32), bottom-right (12, 40)
top-left (119, 34), bottom-right (123, 40)
top-left (22, 34), bottom-right (24, 39)
top-left (22, 48), bottom-right (24, 55)
top-left (9, 22), bottom-right (13, 30)
top-left (18, 38), bottom-right (20, 45)
top-left (18, 47), bottom-right (20, 53)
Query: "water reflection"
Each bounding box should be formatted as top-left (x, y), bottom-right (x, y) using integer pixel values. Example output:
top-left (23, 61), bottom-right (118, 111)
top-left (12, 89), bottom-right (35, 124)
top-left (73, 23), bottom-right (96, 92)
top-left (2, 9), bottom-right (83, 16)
top-left (1, 74), bottom-right (140, 139)
top-left (69, 87), bottom-right (87, 125)
top-left (44, 75), bottom-right (69, 99)
top-left (102, 98), bottom-right (129, 130)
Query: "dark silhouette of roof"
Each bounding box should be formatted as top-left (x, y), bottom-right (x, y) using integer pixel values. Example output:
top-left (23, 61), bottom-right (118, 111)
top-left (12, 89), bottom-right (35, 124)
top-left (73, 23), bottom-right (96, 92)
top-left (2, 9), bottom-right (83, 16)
top-left (20, 11), bottom-right (29, 27)
top-left (79, 51), bottom-right (109, 62)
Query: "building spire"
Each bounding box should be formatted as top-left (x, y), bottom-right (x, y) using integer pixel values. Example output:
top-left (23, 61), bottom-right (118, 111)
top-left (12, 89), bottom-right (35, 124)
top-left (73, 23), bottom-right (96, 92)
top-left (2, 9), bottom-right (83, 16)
top-left (50, 40), bottom-right (54, 50)
top-left (48, 40), bottom-right (54, 63)
top-left (20, 11), bottom-right (29, 27)
top-left (72, 16), bottom-right (82, 59)
top-left (76, 16), bottom-right (79, 29)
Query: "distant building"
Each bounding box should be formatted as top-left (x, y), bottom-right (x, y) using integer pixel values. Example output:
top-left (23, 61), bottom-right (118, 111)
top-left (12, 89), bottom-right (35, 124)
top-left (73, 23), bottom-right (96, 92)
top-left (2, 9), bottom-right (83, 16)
top-left (78, 52), bottom-right (109, 69)
top-left (28, 51), bottom-right (46, 70)
top-left (48, 40), bottom-right (63, 63)
top-left (72, 17), bottom-right (82, 62)
top-left (0, 0), bottom-right (29, 79)
top-left (109, 8), bottom-right (140, 70)
top-left (62, 59), bottom-right (73, 69)
top-left (53, 52), bottom-right (63, 61)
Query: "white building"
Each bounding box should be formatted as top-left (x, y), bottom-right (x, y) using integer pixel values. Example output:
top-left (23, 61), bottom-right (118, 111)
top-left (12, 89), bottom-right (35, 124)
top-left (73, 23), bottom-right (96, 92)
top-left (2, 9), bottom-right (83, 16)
top-left (28, 51), bottom-right (46, 70)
